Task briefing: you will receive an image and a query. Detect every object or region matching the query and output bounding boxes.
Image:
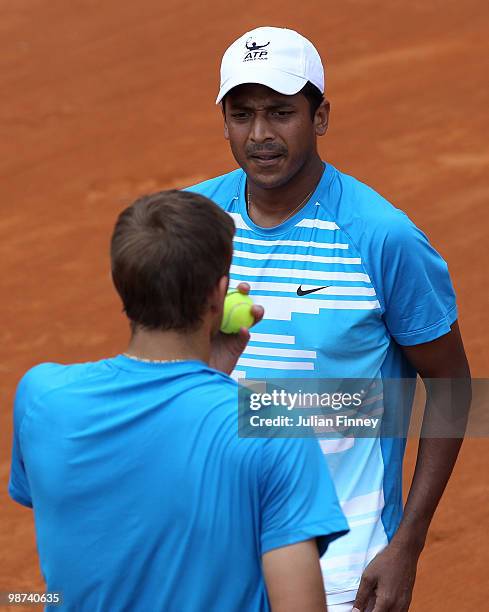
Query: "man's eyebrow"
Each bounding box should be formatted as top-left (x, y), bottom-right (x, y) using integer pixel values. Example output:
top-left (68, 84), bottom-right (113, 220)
top-left (266, 102), bottom-right (296, 110)
top-left (228, 101), bottom-right (297, 111)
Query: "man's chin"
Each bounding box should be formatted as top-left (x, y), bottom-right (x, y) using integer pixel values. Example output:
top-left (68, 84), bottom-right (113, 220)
top-left (244, 166), bottom-right (292, 190)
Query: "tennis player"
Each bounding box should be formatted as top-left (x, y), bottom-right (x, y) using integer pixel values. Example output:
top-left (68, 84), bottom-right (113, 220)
top-left (186, 27), bottom-right (471, 612)
top-left (9, 190), bottom-right (348, 611)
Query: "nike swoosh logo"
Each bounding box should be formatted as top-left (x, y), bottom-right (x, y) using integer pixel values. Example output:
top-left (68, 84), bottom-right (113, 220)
top-left (296, 285), bottom-right (330, 296)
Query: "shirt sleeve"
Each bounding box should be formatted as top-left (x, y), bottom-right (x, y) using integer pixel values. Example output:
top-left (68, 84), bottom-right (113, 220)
top-left (8, 372), bottom-right (34, 508)
top-left (260, 437), bottom-right (349, 557)
top-left (375, 216), bottom-right (458, 346)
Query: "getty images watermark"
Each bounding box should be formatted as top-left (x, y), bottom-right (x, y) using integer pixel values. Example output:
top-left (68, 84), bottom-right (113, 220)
top-left (238, 378), bottom-right (481, 438)
top-left (247, 388), bottom-right (380, 430)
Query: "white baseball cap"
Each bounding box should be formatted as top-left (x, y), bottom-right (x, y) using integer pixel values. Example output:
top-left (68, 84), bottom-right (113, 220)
top-left (216, 26), bottom-right (324, 104)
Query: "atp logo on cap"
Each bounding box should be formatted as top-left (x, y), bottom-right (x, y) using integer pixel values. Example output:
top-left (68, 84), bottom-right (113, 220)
top-left (243, 37), bottom-right (270, 62)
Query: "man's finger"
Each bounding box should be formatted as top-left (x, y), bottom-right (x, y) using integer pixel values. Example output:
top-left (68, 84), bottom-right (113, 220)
top-left (251, 304), bottom-right (264, 325)
top-left (237, 327), bottom-right (251, 345)
top-left (233, 283), bottom-right (263, 325)
top-left (236, 282), bottom-right (250, 294)
top-left (371, 594), bottom-right (394, 612)
top-left (352, 575), bottom-right (376, 611)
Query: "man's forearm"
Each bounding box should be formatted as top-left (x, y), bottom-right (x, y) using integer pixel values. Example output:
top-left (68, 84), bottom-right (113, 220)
top-left (353, 327), bottom-right (472, 612)
top-left (394, 377), bottom-right (472, 550)
top-left (394, 437), bottom-right (464, 552)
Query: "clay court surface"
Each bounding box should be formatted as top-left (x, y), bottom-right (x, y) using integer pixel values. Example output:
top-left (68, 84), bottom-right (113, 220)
top-left (1, 0), bottom-right (488, 609)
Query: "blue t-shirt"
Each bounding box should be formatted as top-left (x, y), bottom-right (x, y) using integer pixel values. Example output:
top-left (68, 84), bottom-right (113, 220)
top-left (9, 356), bottom-right (348, 612)
top-left (186, 164), bottom-right (457, 604)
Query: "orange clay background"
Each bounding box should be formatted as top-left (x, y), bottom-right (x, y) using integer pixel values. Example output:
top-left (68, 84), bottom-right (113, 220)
top-left (1, 1), bottom-right (488, 610)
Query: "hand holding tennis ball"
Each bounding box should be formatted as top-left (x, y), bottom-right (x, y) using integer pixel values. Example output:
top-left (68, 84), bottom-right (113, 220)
top-left (220, 290), bottom-right (255, 334)
top-left (211, 283), bottom-right (263, 374)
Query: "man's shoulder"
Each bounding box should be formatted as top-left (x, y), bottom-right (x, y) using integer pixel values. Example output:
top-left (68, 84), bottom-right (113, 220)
top-left (198, 367), bottom-right (239, 394)
top-left (184, 168), bottom-right (245, 208)
top-left (195, 370), bottom-right (241, 417)
top-left (16, 360), bottom-right (111, 402)
top-left (326, 165), bottom-right (419, 240)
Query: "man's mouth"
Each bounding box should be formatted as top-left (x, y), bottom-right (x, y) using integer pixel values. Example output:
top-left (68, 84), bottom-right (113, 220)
top-left (249, 153), bottom-right (284, 166)
top-left (251, 153), bottom-right (282, 159)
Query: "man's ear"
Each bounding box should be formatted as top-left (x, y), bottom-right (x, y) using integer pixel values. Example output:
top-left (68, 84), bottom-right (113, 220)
top-left (217, 274), bottom-right (229, 306)
top-left (314, 99), bottom-right (330, 136)
top-left (207, 274), bottom-right (229, 336)
top-left (220, 102), bottom-right (230, 140)
top-left (209, 275), bottom-right (229, 314)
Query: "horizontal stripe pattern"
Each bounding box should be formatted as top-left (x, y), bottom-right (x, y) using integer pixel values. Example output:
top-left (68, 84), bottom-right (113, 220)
top-left (229, 214), bottom-right (340, 232)
top-left (234, 235), bottom-right (349, 250)
top-left (222, 178), bottom-right (395, 600)
top-left (243, 346), bottom-right (317, 359)
top-left (232, 281), bottom-right (376, 297)
top-left (228, 212), bottom-right (252, 230)
top-left (233, 250), bottom-right (361, 265)
top-left (341, 490), bottom-right (384, 517)
top-left (231, 264), bottom-right (371, 283)
top-left (348, 516), bottom-right (383, 528)
top-left (249, 332), bottom-right (296, 344)
top-left (321, 546), bottom-right (384, 571)
top-left (319, 438), bottom-right (355, 454)
top-left (296, 218), bottom-right (339, 230)
top-left (241, 295), bottom-right (381, 321)
top-left (237, 357), bottom-right (315, 370)
top-left (227, 205), bottom-right (380, 388)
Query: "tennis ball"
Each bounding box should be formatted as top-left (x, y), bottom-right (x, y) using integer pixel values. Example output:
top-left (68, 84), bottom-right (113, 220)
top-left (220, 291), bottom-right (254, 334)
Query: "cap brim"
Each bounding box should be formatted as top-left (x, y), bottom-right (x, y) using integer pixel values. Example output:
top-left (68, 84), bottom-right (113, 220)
top-left (216, 67), bottom-right (308, 104)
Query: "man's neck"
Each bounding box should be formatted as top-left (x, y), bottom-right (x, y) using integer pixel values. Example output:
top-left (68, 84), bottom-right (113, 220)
top-left (125, 327), bottom-right (210, 364)
top-left (246, 155), bottom-right (324, 227)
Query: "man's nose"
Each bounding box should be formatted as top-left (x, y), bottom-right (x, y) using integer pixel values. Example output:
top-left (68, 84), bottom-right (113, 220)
top-left (249, 114), bottom-right (275, 143)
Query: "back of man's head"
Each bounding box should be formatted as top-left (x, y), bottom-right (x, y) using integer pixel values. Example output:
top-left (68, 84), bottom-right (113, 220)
top-left (111, 190), bottom-right (235, 333)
